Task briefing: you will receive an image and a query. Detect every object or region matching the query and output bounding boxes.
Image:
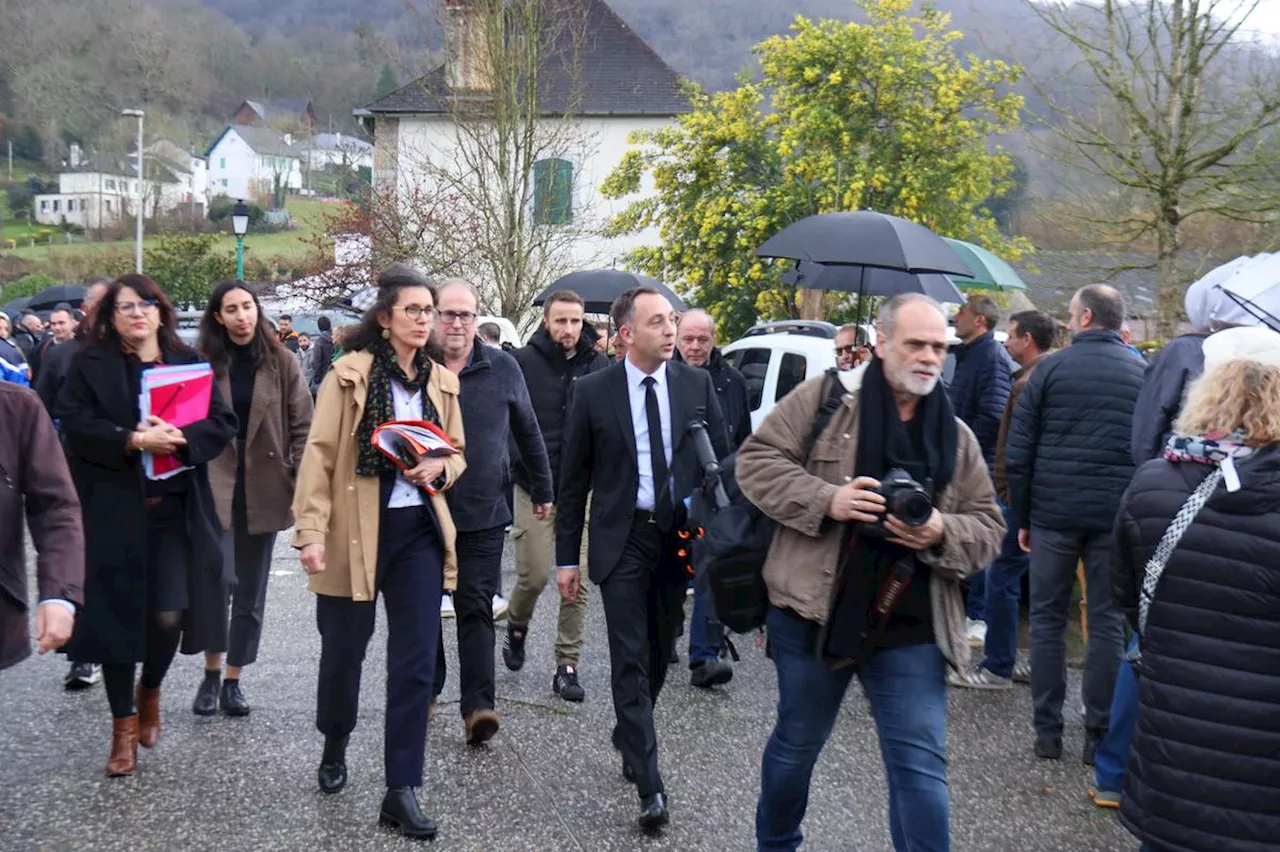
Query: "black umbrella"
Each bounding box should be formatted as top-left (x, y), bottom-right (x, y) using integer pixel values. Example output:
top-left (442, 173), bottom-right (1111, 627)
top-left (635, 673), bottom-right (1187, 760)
top-left (534, 270), bottom-right (687, 315)
top-left (27, 284), bottom-right (88, 311)
top-left (784, 262), bottom-right (964, 304)
top-left (1, 297), bottom-right (33, 319)
top-left (756, 211), bottom-right (975, 278)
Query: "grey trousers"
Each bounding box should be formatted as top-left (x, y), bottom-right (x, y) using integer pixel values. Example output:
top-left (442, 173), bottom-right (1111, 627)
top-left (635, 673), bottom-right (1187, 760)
top-left (1028, 526), bottom-right (1125, 738)
top-left (227, 524), bottom-right (277, 668)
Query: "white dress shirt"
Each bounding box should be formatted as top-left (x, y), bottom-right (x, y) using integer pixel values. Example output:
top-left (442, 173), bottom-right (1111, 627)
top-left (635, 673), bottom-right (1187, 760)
top-left (386, 379), bottom-right (426, 509)
top-left (624, 358), bottom-right (673, 511)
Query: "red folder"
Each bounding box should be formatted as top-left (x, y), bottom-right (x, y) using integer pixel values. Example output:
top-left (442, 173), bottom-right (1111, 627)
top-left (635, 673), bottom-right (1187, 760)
top-left (140, 364), bottom-right (214, 480)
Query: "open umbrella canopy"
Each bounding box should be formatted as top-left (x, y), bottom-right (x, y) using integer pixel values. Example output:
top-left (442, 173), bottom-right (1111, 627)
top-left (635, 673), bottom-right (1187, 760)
top-left (27, 284), bottom-right (88, 312)
top-left (1215, 253), bottom-right (1280, 331)
top-left (755, 211), bottom-right (975, 278)
top-left (941, 239), bottom-right (1026, 291)
top-left (534, 269), bottom-right (687, 315)
top-left (1, 297), bottom-right (33, 319)
top-left (784, 262), bottom-right (964, 304)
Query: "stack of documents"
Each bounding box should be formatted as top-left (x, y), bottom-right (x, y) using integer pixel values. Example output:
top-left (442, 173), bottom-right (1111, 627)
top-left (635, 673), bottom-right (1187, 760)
top-left (371, 420), bottom-right (459, 493)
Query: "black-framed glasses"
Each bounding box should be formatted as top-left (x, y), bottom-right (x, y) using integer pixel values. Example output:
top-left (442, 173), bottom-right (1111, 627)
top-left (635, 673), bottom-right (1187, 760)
top-left (394, 305), bottom-right (437, 321)
top-left (115, 299), bottom-right (159, 316)
top-left (440, 310), bottom-right (477, 326)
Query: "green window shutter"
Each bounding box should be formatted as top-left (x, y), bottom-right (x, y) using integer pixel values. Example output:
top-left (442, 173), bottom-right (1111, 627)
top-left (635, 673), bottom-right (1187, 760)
top-left (533, 158), bottom-right (573, 225)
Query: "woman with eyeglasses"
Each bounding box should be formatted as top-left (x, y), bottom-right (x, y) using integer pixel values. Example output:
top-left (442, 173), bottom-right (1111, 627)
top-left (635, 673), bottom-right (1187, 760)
top-left (56, 274), bottom-right (237, 777)
top-left (191, 280), bottom-right (314, 717)
top-left (292, 263), bottom-right (466, 840)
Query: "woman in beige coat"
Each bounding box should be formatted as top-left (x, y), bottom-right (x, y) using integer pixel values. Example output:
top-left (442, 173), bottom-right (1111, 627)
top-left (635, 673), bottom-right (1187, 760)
top-left (292, 264), bottom-right (465, 841)
top-left (194, 280), bottom-right (313, 717)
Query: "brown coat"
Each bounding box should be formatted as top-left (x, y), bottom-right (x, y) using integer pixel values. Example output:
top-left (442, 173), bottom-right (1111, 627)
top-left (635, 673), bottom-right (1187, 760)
top-left (208, 347), bottom-right (314, 534)
top-left (291, 350), bottom-right (466, 600)
top-left (736, 368), bottom-right (1004, 670)
top-left (993, 352), bottom-right (1046, 504)
top-left (0, 383), bottom-right (84, 670)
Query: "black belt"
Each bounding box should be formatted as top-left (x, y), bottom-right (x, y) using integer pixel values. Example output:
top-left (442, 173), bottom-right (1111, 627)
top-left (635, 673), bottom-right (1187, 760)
top-left (632, 509), bottom-right (657, 526)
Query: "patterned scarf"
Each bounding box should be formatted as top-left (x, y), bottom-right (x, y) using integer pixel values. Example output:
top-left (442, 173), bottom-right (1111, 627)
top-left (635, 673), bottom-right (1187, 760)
top-left (355, 340), bottom-right (439, 477)
top-left (1163, 428), bottom-right (1255, 466)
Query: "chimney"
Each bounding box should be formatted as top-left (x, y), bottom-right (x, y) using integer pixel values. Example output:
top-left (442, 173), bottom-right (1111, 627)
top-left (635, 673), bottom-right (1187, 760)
top-left (284, 132), bottom-right (293, 147)
top-left (69, 142), bottom-right (84, 168)
top-left (445, 0), bottom-right (489, 91)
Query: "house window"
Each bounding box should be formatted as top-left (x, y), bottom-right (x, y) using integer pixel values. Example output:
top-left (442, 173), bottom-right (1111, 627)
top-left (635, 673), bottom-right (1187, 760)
top-left (221, 179), bottom-right (228, 188)
top-left (53, 199), bottom-right (60, 212)
top-left (219, 157), bottom-right (226, 169)
top-left (40, 200), bottom-right (48, 212)
top-left (533, 158), bottom-right (573, 225)
top-left (106, 179), bottom-right (115, 190)
top-left (106, 200), bottom-right (114, 212)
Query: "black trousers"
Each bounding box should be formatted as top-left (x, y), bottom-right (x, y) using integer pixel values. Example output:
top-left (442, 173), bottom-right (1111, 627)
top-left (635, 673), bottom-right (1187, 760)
top-left (433, 525), bottom-right (504, 717)
top-left (226, 489), bottom-right (276, 668)
top-left (599, 517), bottom-right (687, 798)
top-left (315, 505), bottom-right (443, 788)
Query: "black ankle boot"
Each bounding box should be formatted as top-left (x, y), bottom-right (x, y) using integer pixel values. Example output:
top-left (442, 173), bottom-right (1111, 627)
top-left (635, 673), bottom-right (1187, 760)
top-left (379, 786), bottom-right (438, 840)
top-left (317, 734), bottom-right (348, 794)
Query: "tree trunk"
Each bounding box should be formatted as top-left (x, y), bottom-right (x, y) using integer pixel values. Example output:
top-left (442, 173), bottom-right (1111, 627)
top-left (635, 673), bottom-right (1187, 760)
top-left (1154, 207), bottom-right (1181, 340)
top-left (798, 287), bottom-right (825, 320)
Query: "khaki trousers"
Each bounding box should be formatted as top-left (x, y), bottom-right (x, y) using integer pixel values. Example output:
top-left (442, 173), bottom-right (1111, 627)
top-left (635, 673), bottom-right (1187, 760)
top-left (509, 486), bottom-right (590, 667)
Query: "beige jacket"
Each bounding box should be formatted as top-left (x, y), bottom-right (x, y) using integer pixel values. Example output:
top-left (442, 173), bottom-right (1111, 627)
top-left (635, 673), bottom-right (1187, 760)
top-left (737, 368), bottom-right (1004, 670)
top-left (291, 350), bottom-right (466, 600)
top-left (208, 346), bottom-right (314, 535)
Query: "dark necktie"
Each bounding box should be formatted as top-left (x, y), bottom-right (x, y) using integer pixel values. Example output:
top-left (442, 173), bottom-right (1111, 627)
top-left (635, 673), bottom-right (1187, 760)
top-left (642, 376), bottom-right (673, 531)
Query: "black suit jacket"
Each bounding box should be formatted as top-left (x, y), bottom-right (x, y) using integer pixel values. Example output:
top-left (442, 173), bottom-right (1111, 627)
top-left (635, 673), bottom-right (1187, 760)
top-left (555, 359), bottom-right (729, 583)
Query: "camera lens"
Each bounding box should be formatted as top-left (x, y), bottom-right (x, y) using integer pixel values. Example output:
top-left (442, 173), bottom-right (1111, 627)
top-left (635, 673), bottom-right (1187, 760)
top-left (894, 490), bottom-right (933, 527)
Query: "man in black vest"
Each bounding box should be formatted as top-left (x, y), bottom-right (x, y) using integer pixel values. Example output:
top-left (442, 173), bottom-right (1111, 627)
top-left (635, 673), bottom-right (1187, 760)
top-left (556, 287), bottom-right (729, 832)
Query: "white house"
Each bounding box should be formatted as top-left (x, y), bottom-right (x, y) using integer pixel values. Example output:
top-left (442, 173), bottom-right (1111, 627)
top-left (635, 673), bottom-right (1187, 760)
top-left (34, 155), bottom-right (184, 229)
top-left (205, 124), bottom-right (303, 203)
top-left (137, 139), bottom-right (210, 219)
top-left (298, 132), bottom-right (374, 172)
top-left (352, 0), bottom-right (689, 275)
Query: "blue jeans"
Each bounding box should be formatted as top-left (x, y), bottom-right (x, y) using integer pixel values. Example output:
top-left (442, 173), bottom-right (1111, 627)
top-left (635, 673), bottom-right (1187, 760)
top-left (757, 608), bottom-right (949, 852)
top-left (965, 570), bottom-right (987, 622)
top-left (1094, 635), bottom-right (1140, 792)
top-left (687, 581), bottom-right (721, 666)
top-left (980, 503), bottom-right (1028, 678)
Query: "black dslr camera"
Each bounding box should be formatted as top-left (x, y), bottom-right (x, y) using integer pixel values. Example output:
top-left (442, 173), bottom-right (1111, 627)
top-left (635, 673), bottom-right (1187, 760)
top-left (859, 468), bottom-right (933, 538)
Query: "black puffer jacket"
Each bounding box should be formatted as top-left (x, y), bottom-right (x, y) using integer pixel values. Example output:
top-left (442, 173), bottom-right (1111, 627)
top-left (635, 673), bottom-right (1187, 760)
top-left (1004, 329), bottom-right (1146, 532)
top-left (1111, 448), bottom-right (1280, 852)
top-left (947, 331), bottom-right (1012, 466)
top-left (511, 324), bottom-right (610, 497)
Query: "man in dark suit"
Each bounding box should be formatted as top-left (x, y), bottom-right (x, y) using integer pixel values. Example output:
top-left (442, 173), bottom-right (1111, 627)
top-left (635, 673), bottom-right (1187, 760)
top-left (556, 287), bottom-right (729, 832)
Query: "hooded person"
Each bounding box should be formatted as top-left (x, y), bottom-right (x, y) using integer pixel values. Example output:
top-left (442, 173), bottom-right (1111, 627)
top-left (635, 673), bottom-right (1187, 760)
top-left (1130, 260), bottom-right (1261, 465)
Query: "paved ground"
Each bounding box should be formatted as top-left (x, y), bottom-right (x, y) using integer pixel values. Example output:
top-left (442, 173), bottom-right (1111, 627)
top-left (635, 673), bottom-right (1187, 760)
top-left (1, 537), bottom-right (1133, 851)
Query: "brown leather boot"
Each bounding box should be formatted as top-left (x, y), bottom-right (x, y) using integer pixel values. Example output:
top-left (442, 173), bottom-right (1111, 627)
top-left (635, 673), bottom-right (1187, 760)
top-left (106, 716), bottom-right (138, 777)
top-left (136, 684), bottom-right (161, 749)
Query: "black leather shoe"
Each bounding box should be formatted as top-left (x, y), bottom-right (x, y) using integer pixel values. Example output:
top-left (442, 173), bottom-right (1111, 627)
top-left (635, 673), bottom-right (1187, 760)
top-left (317, 735), bottom-right (348, 794)
top-left (379, 786), bottom-right (438, 840)
top-left (502, 624), bottom-right (527, 672)
top-left (192, 672), bottom-right (219, 716)
top-left (690, 660), bottom-right (734, 689)
top-left (638, 792), bottom-right (669, 832)
top-left (219, 680), bottom-right (251, 717)
top-left (1034, 734), bottom-right (1063, 760)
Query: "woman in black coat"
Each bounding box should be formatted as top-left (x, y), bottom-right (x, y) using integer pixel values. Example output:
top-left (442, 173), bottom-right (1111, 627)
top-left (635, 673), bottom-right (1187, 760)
top-left (58, 274), bottom-right (237, 778)
top-left (1111, 326), bottom-right (1280, 852)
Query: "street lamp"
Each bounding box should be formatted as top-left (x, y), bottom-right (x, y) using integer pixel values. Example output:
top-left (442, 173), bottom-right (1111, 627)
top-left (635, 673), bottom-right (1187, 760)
top-left (232, 199), bottom-right (250, 280)
top-left (121, 108), bottom-right (144, 273)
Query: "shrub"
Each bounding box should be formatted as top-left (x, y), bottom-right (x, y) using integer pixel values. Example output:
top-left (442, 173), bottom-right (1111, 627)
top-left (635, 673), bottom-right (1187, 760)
top-left (208, 197), bottom-right (266, 226)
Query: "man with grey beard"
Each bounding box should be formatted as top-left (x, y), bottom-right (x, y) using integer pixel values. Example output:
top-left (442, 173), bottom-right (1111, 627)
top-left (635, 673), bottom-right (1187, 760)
top-left (737, 293), bottom-right (1004, 850)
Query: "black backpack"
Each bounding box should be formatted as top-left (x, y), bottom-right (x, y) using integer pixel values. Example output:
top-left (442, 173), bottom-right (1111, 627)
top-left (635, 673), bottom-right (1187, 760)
top-left (690, 369), bottom-right (846, 634)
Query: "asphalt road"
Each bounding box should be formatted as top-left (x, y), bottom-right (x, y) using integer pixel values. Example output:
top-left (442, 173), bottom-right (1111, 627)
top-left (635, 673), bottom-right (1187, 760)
top-left (1, 537), bottom-right (1134, 851)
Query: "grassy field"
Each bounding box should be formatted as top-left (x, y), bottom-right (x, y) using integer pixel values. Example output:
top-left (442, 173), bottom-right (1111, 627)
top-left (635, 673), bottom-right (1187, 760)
top-left (0, 197), bottom-right (338, 271)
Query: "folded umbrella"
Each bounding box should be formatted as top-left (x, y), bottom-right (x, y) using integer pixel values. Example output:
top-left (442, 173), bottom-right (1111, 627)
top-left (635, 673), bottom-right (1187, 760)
top-left (755, 211), bottom-right (975, 278)
top-left (534, 269), bottom-right (686, 315)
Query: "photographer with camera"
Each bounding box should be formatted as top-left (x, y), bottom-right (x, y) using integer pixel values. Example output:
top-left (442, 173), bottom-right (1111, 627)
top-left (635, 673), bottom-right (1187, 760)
top-left (737, 294), bottom-right (1004, 852)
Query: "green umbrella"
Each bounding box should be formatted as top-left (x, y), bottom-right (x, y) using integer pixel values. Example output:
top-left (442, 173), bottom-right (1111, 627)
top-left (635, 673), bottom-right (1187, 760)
top-left (942, 238), bottom-right (1027, 291)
